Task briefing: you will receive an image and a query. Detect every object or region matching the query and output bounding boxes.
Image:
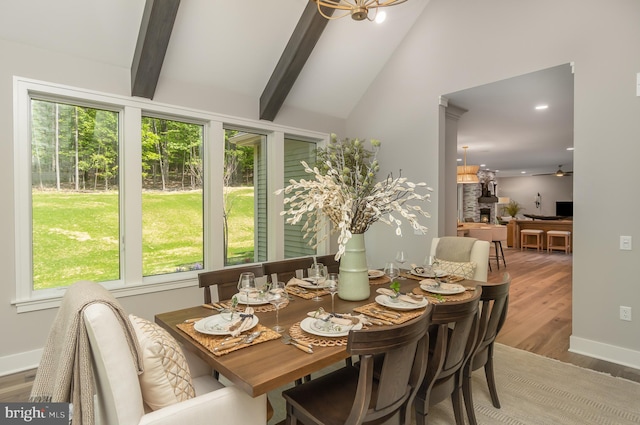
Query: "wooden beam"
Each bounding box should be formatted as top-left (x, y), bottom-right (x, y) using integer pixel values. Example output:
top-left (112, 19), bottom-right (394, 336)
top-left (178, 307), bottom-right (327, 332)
top-left (259, 2), bottom-right (335, 121)
top-left (131, 0), bottom-right (180, 99)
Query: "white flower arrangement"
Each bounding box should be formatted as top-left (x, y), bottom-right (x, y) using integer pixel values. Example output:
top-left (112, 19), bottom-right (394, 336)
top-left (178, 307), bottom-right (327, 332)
top-left (275, 135), bottom-right (432, 259)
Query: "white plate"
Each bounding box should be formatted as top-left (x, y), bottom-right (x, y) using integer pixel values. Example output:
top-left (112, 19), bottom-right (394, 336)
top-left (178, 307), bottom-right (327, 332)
top-left (374, 294), bottom-right (429, 310)
top-left (419, 282), bottom-right (466, 295)
top-left (368, 270), bottom-right (385, 279)
top-left (411, 269), bottom-right (447, 278)
top-left (300, 317), bottom-right (362, 337)
top-left (297, 278), bottom-right (329, 289)
top-left (234, 292), bottom-right (273, 305)
top-left (193, 314), bottom-right (259, 335)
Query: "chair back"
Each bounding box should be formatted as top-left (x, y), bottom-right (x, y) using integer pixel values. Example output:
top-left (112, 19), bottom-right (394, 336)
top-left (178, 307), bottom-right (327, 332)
top-left (84, 303), bottom-right (145, 425)
top-left (262, 257), bottom-right (315, 283)
top-left (346, 307), bottom-right (432, 424)
top-left (472, 273), bottom-right (511, 370)
top-left (198, 264), bottom-right (264, 304)
top-left (315, 254), bottom-right (340, 274)
top-left (490, 226), bottom-right (508, 242)
top-left (430, 237), bottom-right (490, 282)
top-left (419, 289), bottom-right (482, 407)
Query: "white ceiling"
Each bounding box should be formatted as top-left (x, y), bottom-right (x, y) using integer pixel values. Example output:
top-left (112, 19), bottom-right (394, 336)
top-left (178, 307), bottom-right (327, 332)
top-left (1, 1), bottom-right (572, 177)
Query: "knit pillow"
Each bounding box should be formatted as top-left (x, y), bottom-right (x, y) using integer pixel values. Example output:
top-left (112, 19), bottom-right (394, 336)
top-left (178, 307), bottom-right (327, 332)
top-left (129, 315), bottom-right (195, 410)
top-left (434, 258), bottom-right (477, 280)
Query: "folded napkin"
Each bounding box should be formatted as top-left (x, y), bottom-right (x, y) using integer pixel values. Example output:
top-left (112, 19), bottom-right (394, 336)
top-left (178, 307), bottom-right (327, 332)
top-left (307, 310), bottom-right (358, 326)
top-left (376, 288), bottom-right (424, 304)
top-left (287, 277), bottom-right (307, 287)
top-left (228, 307), bottom-right (255, 337)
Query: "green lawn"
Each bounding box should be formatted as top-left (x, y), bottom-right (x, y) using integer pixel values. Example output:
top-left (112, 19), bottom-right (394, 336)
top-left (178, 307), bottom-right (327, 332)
top-left (32, 188), bottom-right (255, 289)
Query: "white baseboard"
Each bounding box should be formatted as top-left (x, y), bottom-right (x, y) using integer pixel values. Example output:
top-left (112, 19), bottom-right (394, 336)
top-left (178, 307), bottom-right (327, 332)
top-left (570, 336), bottom-right (640, 370)
top-left (0, 348), bottom-right (41, 377)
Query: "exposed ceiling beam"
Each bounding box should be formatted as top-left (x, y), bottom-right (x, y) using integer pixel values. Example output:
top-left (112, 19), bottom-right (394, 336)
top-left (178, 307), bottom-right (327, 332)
top-left (259, 2), bottom-right (335, 121)
top-left (131, 0), bottom-right (180, 99)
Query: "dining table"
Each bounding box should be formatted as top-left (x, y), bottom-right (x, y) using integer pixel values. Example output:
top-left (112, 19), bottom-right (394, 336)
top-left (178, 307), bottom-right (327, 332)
top-left (154, 272), bottom-right (486, 399)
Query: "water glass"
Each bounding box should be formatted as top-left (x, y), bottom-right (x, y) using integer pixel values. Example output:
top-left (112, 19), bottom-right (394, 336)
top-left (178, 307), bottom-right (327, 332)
top-left (308, 263), bottom-right (327, 302)
top-left (384, 262), bottom-right (400, 281)
top-left (269, 281), bottom-right (287, 333)
top-left (395, 250), bottom-right (407, 273)
top-left (326, 273), bottom-right (339, 313)
top-left (237, 272), bottom-right (256, 302)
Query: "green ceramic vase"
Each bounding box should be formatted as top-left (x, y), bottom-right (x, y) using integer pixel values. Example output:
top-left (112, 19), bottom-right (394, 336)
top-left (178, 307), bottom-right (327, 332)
top-left (338, 233), bottom-right (370, 301)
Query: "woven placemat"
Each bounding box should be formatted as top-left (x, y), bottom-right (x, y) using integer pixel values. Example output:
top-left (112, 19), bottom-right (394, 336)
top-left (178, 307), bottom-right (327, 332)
top-left (286, 286), bottom-right (330, 299)
top-left (289, 322), bottom-right (350, 347)
top-left (177, 322), bottom-right (281, 356)
top-left (400, 272), bottom-right (465, 284)
top-left (411, 286), bottom-right (475, 303)
top-left (216, 299), bottom-right (289, 313)
top-left (353, 302), bottom-right (427, 324)
top-left (368, 275), bottom-right (391, 286)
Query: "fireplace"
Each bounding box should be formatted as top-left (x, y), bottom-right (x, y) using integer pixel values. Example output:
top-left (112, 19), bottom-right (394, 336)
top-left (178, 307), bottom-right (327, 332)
top-left (480, 208), bottom-right (491, 223)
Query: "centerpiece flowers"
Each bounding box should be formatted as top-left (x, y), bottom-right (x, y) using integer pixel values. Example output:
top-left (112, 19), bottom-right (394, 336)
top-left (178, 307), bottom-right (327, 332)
top-left (276, 134), bottom-right (432, 300)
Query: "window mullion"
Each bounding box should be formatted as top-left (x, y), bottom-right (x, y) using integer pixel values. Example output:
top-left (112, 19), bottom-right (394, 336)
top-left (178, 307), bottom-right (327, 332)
top-left (205, 120), bottom-right (224, 270)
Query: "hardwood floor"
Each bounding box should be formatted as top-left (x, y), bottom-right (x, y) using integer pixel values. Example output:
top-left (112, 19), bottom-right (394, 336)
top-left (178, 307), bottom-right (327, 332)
top-left (488, 247), bottom-right (640, 383)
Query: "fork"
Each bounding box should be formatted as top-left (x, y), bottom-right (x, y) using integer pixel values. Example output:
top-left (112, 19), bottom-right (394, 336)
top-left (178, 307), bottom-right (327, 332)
top-left (282, 335), bottom-right (313, 353)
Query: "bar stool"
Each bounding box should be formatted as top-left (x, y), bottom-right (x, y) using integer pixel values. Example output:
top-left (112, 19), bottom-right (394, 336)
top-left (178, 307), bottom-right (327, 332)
top-left (547, 230), bottom-right (571, 254)
top-left (490, 225), bottom-right (508, 269)
top-left (520, 229), bottom-right (544, 251)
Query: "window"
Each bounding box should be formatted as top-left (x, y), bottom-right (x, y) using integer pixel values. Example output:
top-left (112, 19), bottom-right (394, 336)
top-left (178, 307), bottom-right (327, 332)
top-left (141, 117), bottom-right (204, 276)
top-left (14, 78), bottom-right (328, 311)
top-left (31, 99), bottom-right (120, 290)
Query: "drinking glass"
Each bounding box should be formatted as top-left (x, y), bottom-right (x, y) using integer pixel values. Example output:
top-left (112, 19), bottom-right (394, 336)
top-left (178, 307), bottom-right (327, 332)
top-left (237, 272), bottom-right (256, 303)
top-left (384, 262), bottom-right (400, 281)
top-left (395, 250), bottom-right (407, 276)
top-left (269, 281), bottom-right (287, 333)
top-left (326, 273), bottom-right (339, 313)
top-left (308, 263), bottom-right (327, 302)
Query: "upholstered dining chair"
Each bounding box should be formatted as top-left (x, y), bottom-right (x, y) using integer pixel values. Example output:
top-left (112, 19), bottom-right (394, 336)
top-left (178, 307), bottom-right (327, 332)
top-left (413, 288), bottom-right (482, 425)
top-left (463, 273), bottom-right (511, 425)
top-left (282, 307), bottom-right (433, 425)
top-left (198, 264), bottom-right (264, 304)
top-left (429, 236), bottom-right (490, 282)
top-left (466, 229), bottom-right (494, 273)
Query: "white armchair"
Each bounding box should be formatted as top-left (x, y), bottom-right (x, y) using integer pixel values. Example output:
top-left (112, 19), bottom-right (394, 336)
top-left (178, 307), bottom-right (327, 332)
top-left (84, 303), bottom-right (266, 425)
top-left (430, 237), bottom-right (490, 282)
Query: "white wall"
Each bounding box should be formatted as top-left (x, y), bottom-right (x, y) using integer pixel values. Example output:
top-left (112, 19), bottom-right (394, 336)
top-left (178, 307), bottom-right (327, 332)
top-left (497, 175), bottom-right (573, 217)
top-left (0, 38), bottom-right (345, 375)
top-left (348, 0), bottom-right (640, 368)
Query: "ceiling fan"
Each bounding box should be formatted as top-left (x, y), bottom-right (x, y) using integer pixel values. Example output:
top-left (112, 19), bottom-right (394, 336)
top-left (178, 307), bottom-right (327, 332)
top-left (533, 165), bottom-right (573, 177)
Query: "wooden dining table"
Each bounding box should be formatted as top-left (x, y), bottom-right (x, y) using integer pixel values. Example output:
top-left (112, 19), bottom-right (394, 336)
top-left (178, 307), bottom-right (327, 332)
top-left (155, 274), bottom-right (483, 398)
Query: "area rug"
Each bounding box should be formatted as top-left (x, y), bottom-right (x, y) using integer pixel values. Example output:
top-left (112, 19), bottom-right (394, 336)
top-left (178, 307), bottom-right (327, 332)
top-left (267, 343), bottom-right (640, 425)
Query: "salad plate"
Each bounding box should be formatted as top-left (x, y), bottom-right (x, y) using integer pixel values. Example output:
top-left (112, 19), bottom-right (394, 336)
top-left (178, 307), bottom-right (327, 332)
top-left (375, 294), bottom-right (428, 310)
top-left (300, 317), bottom-right (362, 337)
top-left (411, 268), bottom-right (447, 278)
top-left (419, 282), bottom-right (465, 295)
top-left (193, 314), bottom-right (259, 335)
top-left (368, 270), bottom-right (385, 279)
top-left (234, 292), bottom-right (273, 305)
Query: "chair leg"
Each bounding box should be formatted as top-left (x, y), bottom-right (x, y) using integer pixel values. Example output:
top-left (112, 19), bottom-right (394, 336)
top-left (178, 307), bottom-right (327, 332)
top-left (484, 345), bottom-right (501, 408)
top-left (493, 241), bottom-right (500, 270)
top-left (413, 394), bottom-right (428, 425)
top-left (499, 241), bottom-right (506, 267)
top-left (451, 386), bottom-right (466, 425)
top-left (462, 368), bottom-right (478, 425)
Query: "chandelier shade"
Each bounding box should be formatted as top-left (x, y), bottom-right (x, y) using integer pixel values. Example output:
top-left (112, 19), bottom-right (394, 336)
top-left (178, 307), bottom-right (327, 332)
top-left (313, 0), bottom-right (408, 21)
top-left (456, 146), bottom-right (479, 184)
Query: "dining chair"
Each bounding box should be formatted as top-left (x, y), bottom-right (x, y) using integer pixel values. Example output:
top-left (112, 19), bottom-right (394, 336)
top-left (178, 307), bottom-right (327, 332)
top-left (413, 288), bottom-right (482, 425)
top-left (262, 257), bottom-right (315, 283)
top-left (466, 228), bottom-right (494, 272)
top-left (316, 254), bottom-right (340, 274)
top-left (282, 307), bottom-right (433, 425)
top-left (429, 237), bottom-right (490, 282)
top-left (463, 273), bottom-right (511, 425)
top-left (198, 264), bottom-right (264, 304)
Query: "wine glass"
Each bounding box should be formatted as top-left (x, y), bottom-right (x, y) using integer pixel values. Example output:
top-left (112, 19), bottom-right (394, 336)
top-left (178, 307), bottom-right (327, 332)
top-left (308, 263), bottom-right (327, 302)
top-left (395, 250), bottom-right (407, 276)
top-left (268, 281), bottom-right (287, 333)
top-left (326, 273), bottom-right (339, 313)
top-left (384, 262), bottom-right (400, 282)
top-left (237, 272), bottom-right (256, 303)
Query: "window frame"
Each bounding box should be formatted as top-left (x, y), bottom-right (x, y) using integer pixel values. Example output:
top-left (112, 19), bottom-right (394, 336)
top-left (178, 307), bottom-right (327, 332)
top-left (13, 77), bottom-right (329, 312)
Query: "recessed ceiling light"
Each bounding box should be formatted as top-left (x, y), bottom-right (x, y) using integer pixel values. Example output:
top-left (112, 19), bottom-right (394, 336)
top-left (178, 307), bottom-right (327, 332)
top-left (480, 164), bottom-right (486, 167)
top-left (457, 158), bottom-right (462, 162)
top-left (375, 11), bottom-right (387, 23)
top-left (495, 170), bottom-right (500, 172)
top-left (535, 105), bottom-right (549, 110)
top-left (567, 147), bottom-right (574, 151)
top-left (521, 171), bottom-right (527, 174)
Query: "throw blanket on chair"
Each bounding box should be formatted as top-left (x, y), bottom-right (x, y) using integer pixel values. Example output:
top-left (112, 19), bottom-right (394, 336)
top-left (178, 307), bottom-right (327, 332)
top-left (29, 280), bottom-right (143, 425)
top-left (435, 236), bottom-right (478, 262)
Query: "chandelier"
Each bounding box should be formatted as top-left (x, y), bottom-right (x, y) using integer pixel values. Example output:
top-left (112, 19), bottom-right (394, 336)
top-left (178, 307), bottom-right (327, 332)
top-left (457, 146), bottom-right (479, 184)
top-left (313, 0), bottom-right (408, 21)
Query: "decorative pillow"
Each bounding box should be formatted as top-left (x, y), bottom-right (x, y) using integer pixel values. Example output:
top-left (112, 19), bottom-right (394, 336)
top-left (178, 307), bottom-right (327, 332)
top-left (129, 314), bottom-right (196, 410)
top-left (434, 258), bottom-right (477, 279)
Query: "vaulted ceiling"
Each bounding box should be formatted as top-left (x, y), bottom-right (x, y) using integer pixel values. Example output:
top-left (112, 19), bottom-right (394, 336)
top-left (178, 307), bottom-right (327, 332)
top-left (1, 0), bottom-right (573, 176)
